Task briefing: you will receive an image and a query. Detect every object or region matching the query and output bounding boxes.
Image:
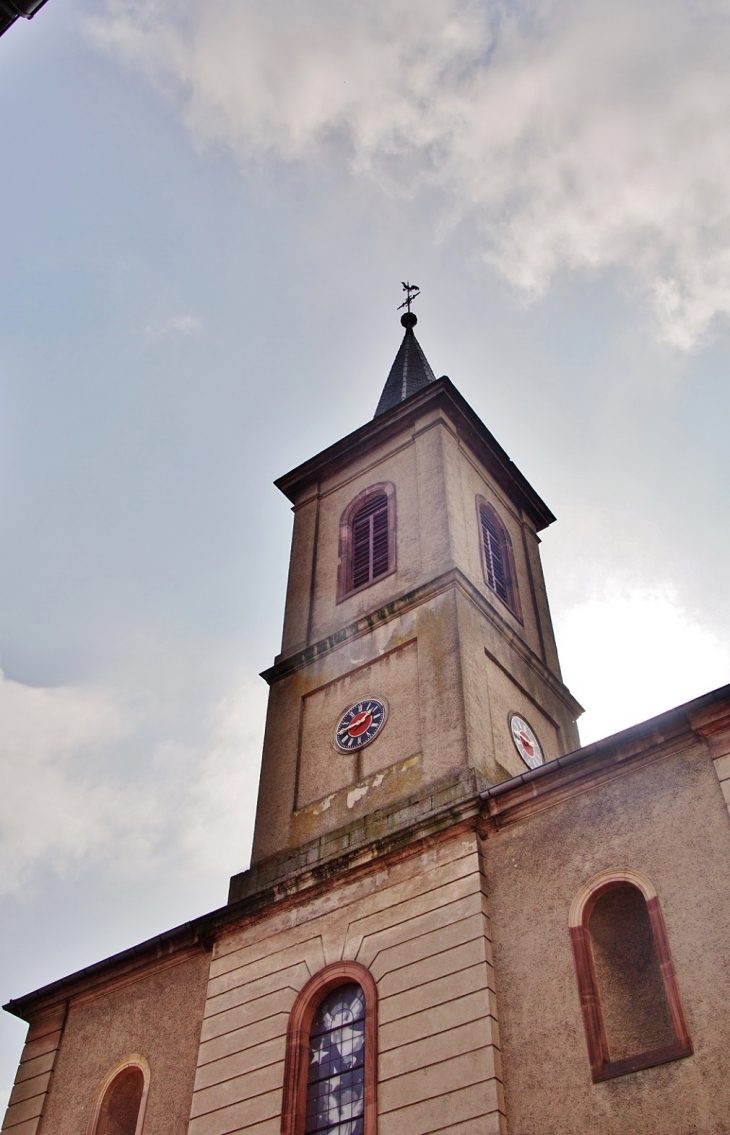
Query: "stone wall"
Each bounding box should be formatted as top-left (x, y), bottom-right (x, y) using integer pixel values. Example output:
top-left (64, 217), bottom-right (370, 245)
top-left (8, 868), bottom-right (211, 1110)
top-left (1, 1006), bottom-right (66, 1135)
top-left (191, 832), bottom-right (506, 1135)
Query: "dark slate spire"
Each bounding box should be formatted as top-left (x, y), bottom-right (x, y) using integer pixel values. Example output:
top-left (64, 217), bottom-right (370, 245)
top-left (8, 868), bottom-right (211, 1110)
top-left (374, 311), bottom-right (437, 417)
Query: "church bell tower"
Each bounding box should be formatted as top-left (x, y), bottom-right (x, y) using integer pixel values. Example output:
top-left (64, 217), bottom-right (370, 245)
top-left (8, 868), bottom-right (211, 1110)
top-left (250, 303), bottom-right (582, 864)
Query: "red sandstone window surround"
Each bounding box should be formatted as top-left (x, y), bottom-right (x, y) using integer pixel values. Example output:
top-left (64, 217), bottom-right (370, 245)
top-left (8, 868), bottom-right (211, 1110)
top-left (281, 962), bottom-right (378, 1135)
top-left (475, 497), bottom-right (522, 621)
top-left (90, 1056), bottom-right (150, 1135)
top-left (569, 869), bottom-right (692, 1082)
top-left (337, 483), bottom-right (396, 602)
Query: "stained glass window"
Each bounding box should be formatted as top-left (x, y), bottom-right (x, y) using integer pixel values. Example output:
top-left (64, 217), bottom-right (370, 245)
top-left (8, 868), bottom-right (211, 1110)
top-left (306, 983), bottom-right (366, 1135)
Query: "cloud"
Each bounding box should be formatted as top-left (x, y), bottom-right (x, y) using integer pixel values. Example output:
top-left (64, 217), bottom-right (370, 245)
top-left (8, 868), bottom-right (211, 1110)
top-left (179, 681), bottom-right (266, 874)
top-left (144, 312), bottom-right (204, 338)
top-left (0, 671), bottom-right (132, 889)
top-left (556, 586), bottom-right (730, 744)
top-left (0, 666), bottom-right (265, 895)
top-left (91, 0), bottom-right (730, 347)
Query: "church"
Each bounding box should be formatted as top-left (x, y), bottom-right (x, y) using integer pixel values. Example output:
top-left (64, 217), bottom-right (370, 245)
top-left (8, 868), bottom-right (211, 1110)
top-left (4, 300), bottom-right (730, 1135)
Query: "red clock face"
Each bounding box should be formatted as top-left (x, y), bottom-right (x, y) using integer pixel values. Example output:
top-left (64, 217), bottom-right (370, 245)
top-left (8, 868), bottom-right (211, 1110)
top-left (334, 699), bottom-right (388, 752)
top-left (347, 711), bottom-right (373, 737)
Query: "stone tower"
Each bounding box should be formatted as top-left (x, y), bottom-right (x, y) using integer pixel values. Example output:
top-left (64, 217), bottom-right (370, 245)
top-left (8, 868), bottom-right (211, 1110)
top-left (250, 310), bottom-right (582, 863)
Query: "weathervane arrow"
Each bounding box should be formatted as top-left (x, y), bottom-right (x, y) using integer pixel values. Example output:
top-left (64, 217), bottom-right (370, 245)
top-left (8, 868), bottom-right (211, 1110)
top-left (398, 281), bottom-right (420, 314)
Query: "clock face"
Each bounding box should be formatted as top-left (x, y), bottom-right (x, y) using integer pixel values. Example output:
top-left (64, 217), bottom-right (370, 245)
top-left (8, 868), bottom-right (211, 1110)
top-left (510, 714), bottom-right (544, 770)
top-left (333, 698), bottom-right (388, 753)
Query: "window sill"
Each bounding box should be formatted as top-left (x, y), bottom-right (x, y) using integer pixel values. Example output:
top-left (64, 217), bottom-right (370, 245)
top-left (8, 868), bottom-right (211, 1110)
top-left (592, 1040), bottom-right (693, 1083)
top-left (483, 583), bottom-right (524, 626)
top-left (336, 567), bottom-right (396, 605)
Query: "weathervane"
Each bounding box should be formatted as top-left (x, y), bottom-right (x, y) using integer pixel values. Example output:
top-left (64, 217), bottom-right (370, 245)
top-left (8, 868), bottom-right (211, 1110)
top-left (398, 281), bottom-right (420, 314)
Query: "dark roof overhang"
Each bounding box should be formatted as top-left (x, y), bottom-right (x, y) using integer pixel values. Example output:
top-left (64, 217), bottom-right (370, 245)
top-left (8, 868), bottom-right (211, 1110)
top-left (0, 0), bottom-right (49, 38)
top-left (275, 376), bottom-right (556, 532)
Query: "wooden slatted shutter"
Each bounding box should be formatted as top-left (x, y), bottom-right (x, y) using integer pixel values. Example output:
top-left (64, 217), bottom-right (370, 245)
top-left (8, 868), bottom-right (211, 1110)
top-left (351, 494), bottom-right (389, 590)
top-left (480, 505), bottom-right (509, 604)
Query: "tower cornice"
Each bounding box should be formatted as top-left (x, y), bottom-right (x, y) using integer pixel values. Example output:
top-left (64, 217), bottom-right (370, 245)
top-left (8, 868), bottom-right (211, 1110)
top-left (261, 565), bottom-right (584, 720)
top-left (275, 377), bottom-right (556, 532)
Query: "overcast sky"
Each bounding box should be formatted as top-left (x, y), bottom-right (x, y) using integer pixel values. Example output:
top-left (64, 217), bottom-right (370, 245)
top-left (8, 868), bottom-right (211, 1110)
top-left (2, 0), bottom-right (730, 1106)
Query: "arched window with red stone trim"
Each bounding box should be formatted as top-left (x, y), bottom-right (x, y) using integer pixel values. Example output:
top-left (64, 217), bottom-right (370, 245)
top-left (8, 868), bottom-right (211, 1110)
top-left (337, 484), bottom-right (395, 601)
top-left (569, 869), bottom-right (692, 1082)
top-left (475, 497), bottom-right (522, 621)
top-left (281, 962), bottom-right (378, 1135)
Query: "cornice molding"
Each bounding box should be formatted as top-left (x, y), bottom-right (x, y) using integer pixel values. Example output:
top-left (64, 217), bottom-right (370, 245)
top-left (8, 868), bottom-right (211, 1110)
top-left (262, 568), bottom-right (582, 720)
top-left (274, 378), bottom-right (556, 531)
top-left (10, 681), bottom-right (730, 1026)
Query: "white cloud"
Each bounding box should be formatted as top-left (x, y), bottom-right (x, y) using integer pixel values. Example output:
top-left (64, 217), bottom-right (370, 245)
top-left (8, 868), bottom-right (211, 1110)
top-left (0, 671), bottom-right (131, 889)
top-left (91, 0), bottom-right (730, 347)
top-left (0, 667), bottom-right (265, 895)
top-left (144, 312), bottom-right (204, 338)
top-left (557, 586), bottom-right (730, 745)
top-left (180, 680), bottom-right (266, 874)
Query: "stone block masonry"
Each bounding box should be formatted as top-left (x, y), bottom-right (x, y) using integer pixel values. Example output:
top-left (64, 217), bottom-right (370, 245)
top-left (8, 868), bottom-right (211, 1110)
top-left (189, 833), bottom-right (506, 1135)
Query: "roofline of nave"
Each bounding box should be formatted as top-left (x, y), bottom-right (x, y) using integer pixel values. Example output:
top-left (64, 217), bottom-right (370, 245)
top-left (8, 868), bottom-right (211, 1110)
top-left (5, 678), bottom-right (730, 1024)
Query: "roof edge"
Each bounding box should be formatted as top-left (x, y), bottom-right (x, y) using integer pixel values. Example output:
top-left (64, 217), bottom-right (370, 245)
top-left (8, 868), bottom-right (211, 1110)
top-left (275, 377), bottom-right (556, 532)
top-left (481, 679), bottom-right (730, 809)
top-left (8, 679), bottom-right (729, 1022)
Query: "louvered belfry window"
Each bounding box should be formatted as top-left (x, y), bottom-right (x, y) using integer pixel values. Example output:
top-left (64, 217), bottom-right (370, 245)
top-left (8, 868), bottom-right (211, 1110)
top-left (480, 506), bottom-right (509, 604)
top-left (351, 494), bottom-right (389, 590)
top-left (478, 499), bottom-right (520, 618)
top-left (306, 984), bottom-right (366, 1135)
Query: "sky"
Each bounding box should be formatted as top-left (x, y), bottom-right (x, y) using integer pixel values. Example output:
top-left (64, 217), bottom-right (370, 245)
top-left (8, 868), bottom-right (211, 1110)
top-left (2, 0), bottom-right (730, 1107)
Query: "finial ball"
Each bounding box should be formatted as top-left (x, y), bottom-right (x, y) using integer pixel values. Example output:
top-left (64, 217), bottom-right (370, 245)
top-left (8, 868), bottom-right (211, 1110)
top-left (400, 311), bottom-right (417, 329)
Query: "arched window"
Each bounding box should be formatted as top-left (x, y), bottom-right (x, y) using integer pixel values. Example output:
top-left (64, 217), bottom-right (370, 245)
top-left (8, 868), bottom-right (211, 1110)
top-left (476, 498), bottom-right (521, 620)
top-left (282, 962), bottom-right (378, 1135)
top-left (338, 484), bottom-right (395, 601)
top-left (569, 869), bottom-right (692, 1082)
top-left (91, 1057), bottom-right (149, 1135)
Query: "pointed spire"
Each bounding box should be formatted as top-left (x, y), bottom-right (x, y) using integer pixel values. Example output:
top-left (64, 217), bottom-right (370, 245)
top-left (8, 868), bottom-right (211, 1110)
top-left (374, 309), bottom-right (437, 418)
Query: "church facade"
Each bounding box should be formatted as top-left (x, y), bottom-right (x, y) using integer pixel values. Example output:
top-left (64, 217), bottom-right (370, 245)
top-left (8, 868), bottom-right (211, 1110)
top-left (4, 312), bottom-right (730, 1135)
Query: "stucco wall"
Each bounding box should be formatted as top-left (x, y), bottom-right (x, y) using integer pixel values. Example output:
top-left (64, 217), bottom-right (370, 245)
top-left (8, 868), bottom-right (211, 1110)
top-left (253, 586), bottom-right (474, 860)
top-left (36, 949), bottom-right (209, 1135)
top-left (485, 739), bottom-right (730, 1134)
top-left (296, 639), bottom-right (421, 810)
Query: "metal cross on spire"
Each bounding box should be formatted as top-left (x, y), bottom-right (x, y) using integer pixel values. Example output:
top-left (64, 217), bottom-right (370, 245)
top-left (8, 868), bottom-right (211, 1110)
top-left (397, 281), bottom-right (420, 314)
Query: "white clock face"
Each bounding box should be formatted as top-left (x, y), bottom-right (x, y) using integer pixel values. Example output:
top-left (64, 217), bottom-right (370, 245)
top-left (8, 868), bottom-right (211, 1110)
top-left (510, 714), bottom-right (543, 770)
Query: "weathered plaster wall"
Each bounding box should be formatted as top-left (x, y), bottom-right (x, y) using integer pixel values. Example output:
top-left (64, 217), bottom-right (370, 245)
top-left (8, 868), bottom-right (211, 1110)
top-left (296, 640), bottom-right (421, 810)
top-left (485, 739), bottom-right (730, 1134)
top-left (34, 950), bottom-right (209, 1135)
top-left (252, 587), bottom-right (471, 860)
top-left (191, 834), bottom-right (506, 1135)
top-left (454, 589), bottom-right (578, 783)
